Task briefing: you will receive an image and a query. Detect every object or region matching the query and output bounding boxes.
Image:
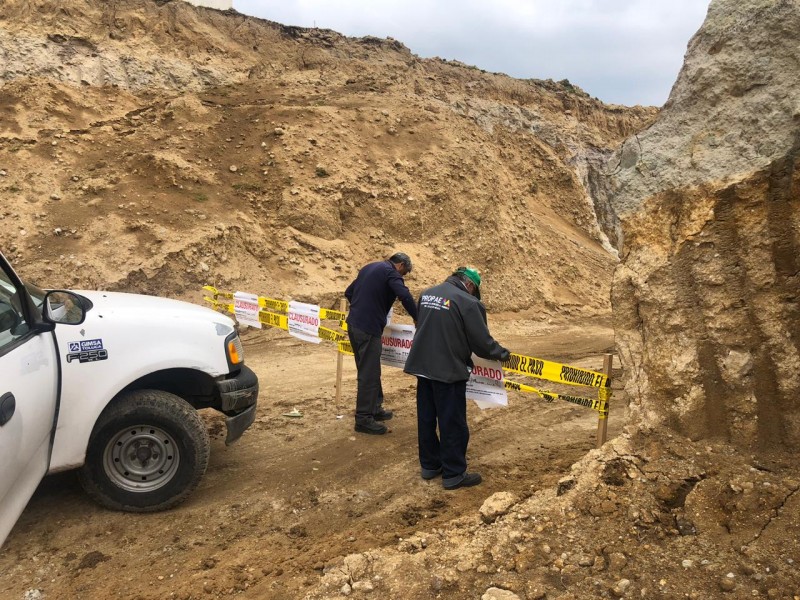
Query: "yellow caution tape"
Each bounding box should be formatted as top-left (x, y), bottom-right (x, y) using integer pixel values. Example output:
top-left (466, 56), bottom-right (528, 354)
top-left (259, 311), bottom-right (288, 330)
top-left (502, 379), bottom-right (542, 395)
top-left (203, 285), bottom-right (237, 302)
top-left (203, 286), bottom-right (289, 313)
top-left (205, 286), bottom-right (345, 319)
top-left (503, 352), bottom-right (609, 389)
top-left (204, 297), bottom-right (235, 313)
top-left (504, 379), bottom-right (608, 414)
top-left (263, 298), bottom-right (290, 313)
top-left (542, 391), bottom-right (607, 413)
top-left (204, 297), bottom-right (289, 330)
top-left (203, 288), bottom-right (611, 415)
top-left (318, 326), bottom-right (346, 343)
top-left (320, 308), bottom-right (347, 321)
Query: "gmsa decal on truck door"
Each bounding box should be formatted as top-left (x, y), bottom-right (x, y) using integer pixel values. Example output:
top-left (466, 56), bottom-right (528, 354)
top-left (66, 339), bottom-right (109, 364)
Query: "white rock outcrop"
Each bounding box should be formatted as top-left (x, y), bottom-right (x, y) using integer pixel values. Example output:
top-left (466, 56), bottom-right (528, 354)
top-left (596, 0), bottom-right (800, 450)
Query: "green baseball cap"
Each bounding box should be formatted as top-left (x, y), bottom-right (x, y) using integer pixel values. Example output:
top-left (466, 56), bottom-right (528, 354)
top-left (461, 267), bottom-right (481, 288)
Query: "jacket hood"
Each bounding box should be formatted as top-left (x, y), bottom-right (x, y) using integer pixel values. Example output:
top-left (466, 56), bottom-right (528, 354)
top-left (446, 275), bottom-right (480, 301)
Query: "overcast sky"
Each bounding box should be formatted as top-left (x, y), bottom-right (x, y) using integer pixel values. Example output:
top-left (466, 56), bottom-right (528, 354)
top-left (232, 0), bottom-right (711, 107)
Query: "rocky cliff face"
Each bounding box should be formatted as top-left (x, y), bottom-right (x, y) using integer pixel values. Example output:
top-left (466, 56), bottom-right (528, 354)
top-left (597, 0), bottom-right (800, 451)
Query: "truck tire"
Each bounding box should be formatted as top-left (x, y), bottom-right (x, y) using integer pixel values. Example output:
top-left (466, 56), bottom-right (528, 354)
top-left (78, 389), bottom-right (210, 512)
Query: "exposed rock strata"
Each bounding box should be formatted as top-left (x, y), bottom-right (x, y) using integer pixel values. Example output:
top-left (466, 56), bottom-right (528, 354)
top-left (597, 0), bottom-right (800, 451)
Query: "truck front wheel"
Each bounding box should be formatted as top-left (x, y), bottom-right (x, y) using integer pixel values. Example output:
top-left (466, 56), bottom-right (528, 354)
top-left (78, 390), bottom-right (211, 512)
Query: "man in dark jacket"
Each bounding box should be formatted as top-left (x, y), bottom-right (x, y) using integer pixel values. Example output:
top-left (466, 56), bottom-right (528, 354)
top-left (404, 267), bottom-right (510, 489)
top-left (345, 252), bottom-right (418, 435)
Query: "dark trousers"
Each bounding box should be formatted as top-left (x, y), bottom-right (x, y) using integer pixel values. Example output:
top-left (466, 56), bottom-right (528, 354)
top-left (348, 325), bottom-right (384, 424)
top-left (416, 378), bottom-right (469, 481)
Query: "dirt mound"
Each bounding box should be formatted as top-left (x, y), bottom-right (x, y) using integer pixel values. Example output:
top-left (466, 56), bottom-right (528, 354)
top-left (306, 430), bottom-right (800, 599)
top-left (0, 0), bottom-right (655, 317)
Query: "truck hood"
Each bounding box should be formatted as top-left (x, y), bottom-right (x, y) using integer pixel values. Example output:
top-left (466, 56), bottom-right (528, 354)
top-left (74, 290), bottom-right (236, 334)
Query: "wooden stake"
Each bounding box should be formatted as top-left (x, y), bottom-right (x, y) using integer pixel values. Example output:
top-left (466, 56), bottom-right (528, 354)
top-left (334, 297), bottom-right (346, 410)
top-left (596, 352), bottom-right (613, 449)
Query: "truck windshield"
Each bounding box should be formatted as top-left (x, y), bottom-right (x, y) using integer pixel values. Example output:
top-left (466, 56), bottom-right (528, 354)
top-left (23, 281), bottom-right (46, 308)
top-left (0, 278), bottom-right (68, 310)
top-left (0, 275), bottom-right (93, 317)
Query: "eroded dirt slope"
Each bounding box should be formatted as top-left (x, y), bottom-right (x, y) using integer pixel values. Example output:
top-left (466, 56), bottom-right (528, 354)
top-left (0, 0), bottom-right (655, 315)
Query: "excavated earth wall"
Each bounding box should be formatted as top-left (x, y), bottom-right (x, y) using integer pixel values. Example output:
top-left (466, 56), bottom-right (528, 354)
top-left (0, 0), bottom-right (655, 316)
top-left (597, 0), bottom-right (800, 452)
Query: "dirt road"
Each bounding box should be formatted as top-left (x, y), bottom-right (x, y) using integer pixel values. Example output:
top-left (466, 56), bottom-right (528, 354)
top-left (0, 317), bottom-right (622, 599)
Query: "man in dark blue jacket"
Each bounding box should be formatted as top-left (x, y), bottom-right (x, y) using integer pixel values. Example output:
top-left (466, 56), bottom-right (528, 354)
top-left (404, 267), bottom-right (510, 489)
top-left (345, 252), bottom-right (418, 435)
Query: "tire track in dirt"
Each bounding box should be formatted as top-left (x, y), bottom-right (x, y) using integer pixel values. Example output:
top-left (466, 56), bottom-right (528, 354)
top-left (0, 320), bottom-right (621, 599)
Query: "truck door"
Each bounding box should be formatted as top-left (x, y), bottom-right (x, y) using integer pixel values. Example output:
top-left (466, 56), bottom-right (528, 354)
top-left (0, 260), bottom-right (59, 546)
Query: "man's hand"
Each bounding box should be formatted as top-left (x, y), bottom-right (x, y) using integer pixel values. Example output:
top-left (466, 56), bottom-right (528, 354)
top-left (500, 349), bottom-right (511, 363)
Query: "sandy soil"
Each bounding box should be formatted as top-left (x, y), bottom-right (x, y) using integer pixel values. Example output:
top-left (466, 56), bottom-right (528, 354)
top-left (0, 316), bottom-right (621, 599)
top-left (3, 4), bottom-right (798, 599)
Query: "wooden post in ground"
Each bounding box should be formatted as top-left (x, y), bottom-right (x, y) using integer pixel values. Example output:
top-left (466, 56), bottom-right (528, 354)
top-left (595, 353), bottom-right (613, 448)
top-left (334, 298), bottom-right (346, 410)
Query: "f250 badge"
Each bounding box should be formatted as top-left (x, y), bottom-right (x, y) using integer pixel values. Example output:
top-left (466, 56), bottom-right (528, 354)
top-left (67, 339), bottom-right (109, 364)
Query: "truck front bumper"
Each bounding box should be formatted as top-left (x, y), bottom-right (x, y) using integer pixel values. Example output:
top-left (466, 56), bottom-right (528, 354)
top-left (216, 364), bottom-right (259, 445)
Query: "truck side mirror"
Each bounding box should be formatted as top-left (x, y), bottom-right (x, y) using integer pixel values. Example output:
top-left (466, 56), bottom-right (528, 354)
top-left (43, 291), bottom-right (87, 325)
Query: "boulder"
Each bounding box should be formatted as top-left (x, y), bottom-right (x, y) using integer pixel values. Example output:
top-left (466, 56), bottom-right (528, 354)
top-left (593, 0), bottom-right (800, 452)
top-left (479, 492), bottom-right (518, 524)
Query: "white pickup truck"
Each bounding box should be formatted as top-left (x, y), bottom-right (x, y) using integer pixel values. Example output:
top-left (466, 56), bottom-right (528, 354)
top-left (0, 251), bottom-right (258, 545)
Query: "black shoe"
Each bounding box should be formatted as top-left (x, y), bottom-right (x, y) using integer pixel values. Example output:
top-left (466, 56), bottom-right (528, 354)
top-left (421, 467), bottom-right (442, 480)
top-left (444, 472), bottom-right (482, 490)
top-left (355, 421), bottom-right (388, 435)
top-left (374, 409), bottom-right (393, 421)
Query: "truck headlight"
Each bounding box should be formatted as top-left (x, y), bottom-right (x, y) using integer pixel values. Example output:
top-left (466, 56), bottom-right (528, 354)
top-left (226, 333), bottom-right (244, 366)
